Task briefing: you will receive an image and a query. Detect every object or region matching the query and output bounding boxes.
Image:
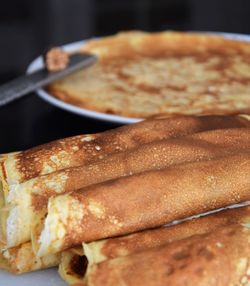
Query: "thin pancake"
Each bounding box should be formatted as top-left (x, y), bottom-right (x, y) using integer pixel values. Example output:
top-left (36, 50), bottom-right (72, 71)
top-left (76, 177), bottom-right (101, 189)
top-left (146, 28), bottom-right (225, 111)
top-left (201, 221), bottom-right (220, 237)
top-left (2, 115), bottom-right (245, 191)
top-left (37, 152), bottom-right (250, 256)
top-left (60, 206), bottom-right (250, 284)
top-left (7, 127), bottom-right (250, 248)
top-left (83, 205), bottom-right (250, 264)
top-left (85, 224), bottom-right (250, 286)
top-left (0, 161), bottom-right (61, 275)
top-left (3, 115), bottom-right (249, 248)
top-left (48, 31), bottom-right (250, 118)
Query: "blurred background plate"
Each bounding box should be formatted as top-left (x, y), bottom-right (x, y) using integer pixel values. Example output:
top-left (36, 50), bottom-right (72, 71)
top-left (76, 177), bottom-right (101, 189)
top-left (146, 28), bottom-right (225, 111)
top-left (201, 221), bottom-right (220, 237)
top-left (27, 32), bottom-right (250, 124)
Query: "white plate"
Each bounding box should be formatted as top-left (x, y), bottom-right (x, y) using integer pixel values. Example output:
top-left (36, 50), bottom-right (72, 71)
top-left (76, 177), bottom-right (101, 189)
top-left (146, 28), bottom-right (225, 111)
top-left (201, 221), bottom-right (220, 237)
top-left (27, 40), bottom-right (141, 124)
top-left (27, 32), bottom-right (250, 124)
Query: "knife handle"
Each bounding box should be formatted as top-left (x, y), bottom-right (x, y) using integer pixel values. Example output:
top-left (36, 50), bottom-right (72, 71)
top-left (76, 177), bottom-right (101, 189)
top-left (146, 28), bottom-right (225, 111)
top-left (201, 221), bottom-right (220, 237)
top-left (0, 53), bottom-right (96, 107)
top-left (0, 75), bottom-right (37, 106)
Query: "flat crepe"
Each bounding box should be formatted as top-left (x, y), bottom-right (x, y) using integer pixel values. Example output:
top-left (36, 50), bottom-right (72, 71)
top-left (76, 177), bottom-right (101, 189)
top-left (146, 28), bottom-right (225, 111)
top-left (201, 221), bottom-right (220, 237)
top-left (48, 31), bottom-right (250, 118)
top-left (6, 127), bottom-right (250, 248)
top-left (37, 152), bottom-right (250, 256)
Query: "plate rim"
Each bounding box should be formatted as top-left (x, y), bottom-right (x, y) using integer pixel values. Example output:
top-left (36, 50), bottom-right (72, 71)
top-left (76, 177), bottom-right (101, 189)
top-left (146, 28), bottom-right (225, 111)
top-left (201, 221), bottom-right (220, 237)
top-left (26, 40), bottom-right (141, 124)
top-left (27, 31), bottom-right (250, 124)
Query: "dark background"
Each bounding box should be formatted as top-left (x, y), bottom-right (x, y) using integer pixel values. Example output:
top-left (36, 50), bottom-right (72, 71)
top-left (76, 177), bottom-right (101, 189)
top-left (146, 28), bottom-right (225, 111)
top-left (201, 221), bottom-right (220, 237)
top-left (1, 0), bottom-right (250, 153)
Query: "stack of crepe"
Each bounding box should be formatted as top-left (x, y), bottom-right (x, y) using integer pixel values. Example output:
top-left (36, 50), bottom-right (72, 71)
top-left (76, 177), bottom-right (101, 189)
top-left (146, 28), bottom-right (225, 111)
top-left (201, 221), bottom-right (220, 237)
top-left (1, 115), bottom-right (250, 285)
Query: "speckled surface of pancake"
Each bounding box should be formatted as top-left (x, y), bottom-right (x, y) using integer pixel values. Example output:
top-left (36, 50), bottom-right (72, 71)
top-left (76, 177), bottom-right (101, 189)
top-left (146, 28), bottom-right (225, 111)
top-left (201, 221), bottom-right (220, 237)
top-left (48, 31), bottom-right (250, 118)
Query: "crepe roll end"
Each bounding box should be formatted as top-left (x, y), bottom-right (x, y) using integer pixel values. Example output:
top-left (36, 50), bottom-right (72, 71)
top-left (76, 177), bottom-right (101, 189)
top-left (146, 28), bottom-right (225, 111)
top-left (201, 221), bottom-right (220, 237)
top-left (6, 180), bottom-right (34, 206)
top-left (0, 181), bottom-right (4, 208)
top-left (31, 210), bottom-right (47, 254)
top-left (0, 167), bottom-right (9, 201)
top-left (0, 153), bottom-right (21, 194)
top-left (1, 242), bottom-right (61, 274)
top-left (37, 194), bottom-right (74, 257)
top-left (83, 241), bottom-right (107, 265)
top-left (0, 208), bottom-right (8, 243)
top-left (6, 205), bottom-right (32, 247)
top-left (5, 180), bottom-right (36, 247)
top-left (59, 247), bottom-right (87, 284)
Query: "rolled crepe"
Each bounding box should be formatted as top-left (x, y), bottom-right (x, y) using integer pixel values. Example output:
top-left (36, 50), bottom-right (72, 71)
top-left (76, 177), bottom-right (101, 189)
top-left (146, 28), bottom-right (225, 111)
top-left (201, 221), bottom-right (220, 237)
top-left (1, 115), bottom-right (249, 189)
top-left (6, 128), bottom-right (250, 247)
top-left (60, 205), bottom-right (250, 284)
top-left (0, 158), bottom-right (61, 274)
top-left (0, 242), bottom-right (60, 274)
top-left (83, 205), bottom-right (250, 264)
top-left (85, 224), bottom-right (250, 286)
top-left (4, 115), bottom-right (246, 245)
top-left (37, 152), bottom-right (250, 256)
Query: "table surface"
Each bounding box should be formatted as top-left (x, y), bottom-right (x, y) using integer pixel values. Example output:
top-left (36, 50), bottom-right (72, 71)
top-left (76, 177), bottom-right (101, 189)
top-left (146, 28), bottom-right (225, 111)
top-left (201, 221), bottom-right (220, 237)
top-left (0, 92), bottom-right (122, 154)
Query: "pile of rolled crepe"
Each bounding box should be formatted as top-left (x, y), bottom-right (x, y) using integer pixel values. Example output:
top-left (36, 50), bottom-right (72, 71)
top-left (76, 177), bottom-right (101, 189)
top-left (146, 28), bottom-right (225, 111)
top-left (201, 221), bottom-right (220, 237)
top-left (1, 114), bottom-right (250, 286)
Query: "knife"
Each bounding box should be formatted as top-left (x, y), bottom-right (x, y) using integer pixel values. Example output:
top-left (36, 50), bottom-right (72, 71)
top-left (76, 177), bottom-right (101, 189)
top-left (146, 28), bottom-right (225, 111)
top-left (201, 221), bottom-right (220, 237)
top-left (0, 53), bottom-right (97, 107)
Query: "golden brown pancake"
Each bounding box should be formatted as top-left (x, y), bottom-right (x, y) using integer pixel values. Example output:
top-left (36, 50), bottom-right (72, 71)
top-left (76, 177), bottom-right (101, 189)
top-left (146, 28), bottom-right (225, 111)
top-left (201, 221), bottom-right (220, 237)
top-left (48, 31), bottom-right (250, 118)
top-left (85, 224), bottom-right (250, 286)
top-left (83, 205), bottom-right (250, 265)
top-left (60, 206), bottom-right (250, 284)
top-left (36, 152), bottom-right (250, 256)
top-left (3, 115), bottom-right (243, 187)
top-left (8, 127), bottom-right (250, 248)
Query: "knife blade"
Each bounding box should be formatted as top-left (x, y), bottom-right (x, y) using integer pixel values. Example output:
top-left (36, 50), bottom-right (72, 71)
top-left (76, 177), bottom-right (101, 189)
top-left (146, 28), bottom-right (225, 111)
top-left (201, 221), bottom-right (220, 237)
top-left (0, 53), bottom-right (97, 106)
